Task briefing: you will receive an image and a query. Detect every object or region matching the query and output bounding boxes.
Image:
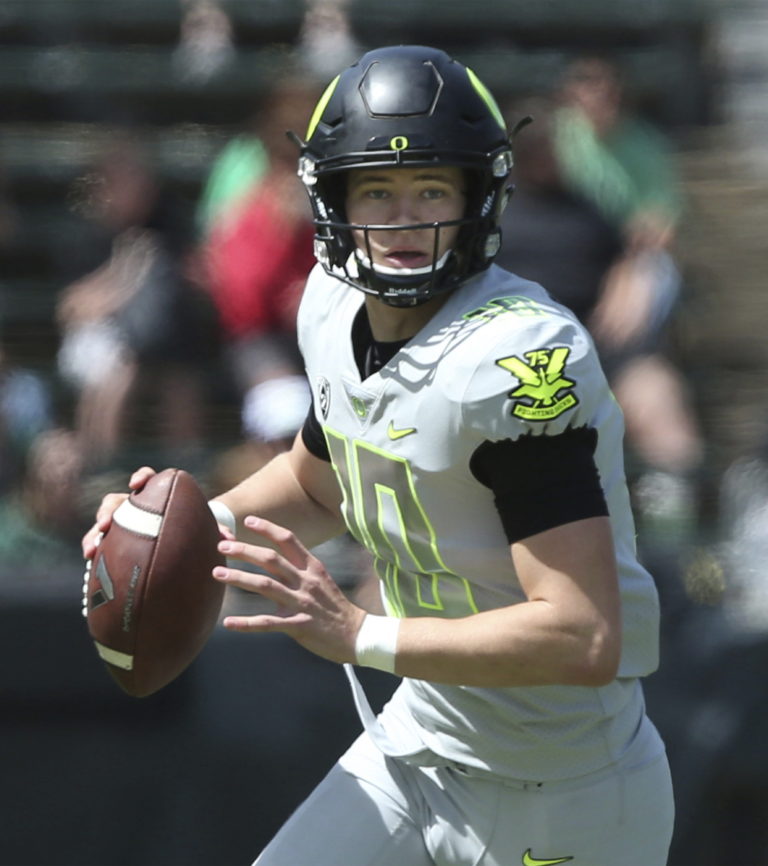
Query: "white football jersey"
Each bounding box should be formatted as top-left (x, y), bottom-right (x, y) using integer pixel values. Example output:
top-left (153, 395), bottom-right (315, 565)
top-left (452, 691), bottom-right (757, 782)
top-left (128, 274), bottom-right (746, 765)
top-left (297, 262), bottom-right (663, 780)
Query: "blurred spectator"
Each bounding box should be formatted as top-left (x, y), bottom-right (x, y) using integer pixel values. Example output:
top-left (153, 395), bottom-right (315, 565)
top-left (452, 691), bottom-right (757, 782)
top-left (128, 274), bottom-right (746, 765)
top-left (200, 75), bottom-right (320, 440)
top-left (553, 53), bottom-right (683, 252)
top-left (0, 328), bottom-right (54, 494)
top-left (196, 133), bottom-right (268, 239)
top-left (56, 133), bottom-right (220, 469)
top-left (498, 95), bottom-right (703, 552)
top-left (552, 55), bottom-right (704, 541)
top-left (0, 422), bottom-right (94, 582)
top-left (173, 0), bottom-right (235, 85)
top-left (497, 98), bottom-right (623, 325)
top-left (297, 0), bottom-right (361, 80)
top-left (0, 428), bottom-right (87, 575)
top-left (714, 451), bottom-right (768, 634)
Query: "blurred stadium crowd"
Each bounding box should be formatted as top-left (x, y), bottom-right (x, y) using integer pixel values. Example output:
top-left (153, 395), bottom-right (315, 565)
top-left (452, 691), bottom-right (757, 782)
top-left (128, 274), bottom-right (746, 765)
top-left (2, 1), bottom-right (768, 864)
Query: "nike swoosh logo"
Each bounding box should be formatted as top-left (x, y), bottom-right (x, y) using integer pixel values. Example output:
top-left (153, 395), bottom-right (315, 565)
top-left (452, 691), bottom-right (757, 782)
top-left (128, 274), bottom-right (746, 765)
top-left (387, 421), bottom-right (417, 440)
top-left (522, 850), bottom-right (573, 866)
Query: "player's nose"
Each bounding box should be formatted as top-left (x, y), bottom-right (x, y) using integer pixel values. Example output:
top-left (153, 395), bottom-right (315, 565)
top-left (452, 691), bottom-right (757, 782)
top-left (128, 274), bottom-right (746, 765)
top-left (388, 192), bottom-right (422, 226)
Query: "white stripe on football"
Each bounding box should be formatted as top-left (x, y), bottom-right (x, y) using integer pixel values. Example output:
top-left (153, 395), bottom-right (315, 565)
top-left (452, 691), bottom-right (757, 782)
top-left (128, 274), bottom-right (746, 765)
top-left (113, 499), bottom-right (163, 538)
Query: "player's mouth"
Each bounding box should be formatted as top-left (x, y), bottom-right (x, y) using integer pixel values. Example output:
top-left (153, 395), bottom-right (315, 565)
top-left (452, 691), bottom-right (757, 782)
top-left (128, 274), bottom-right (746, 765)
top-left (384, 249), bottom-right (430, 269)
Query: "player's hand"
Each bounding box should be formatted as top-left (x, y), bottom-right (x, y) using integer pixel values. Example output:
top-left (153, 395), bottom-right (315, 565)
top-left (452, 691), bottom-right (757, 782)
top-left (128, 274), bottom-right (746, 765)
top-left (81, 466), bottom-right (157, 560)
top-left (213, 516), bottom-right (367, 665)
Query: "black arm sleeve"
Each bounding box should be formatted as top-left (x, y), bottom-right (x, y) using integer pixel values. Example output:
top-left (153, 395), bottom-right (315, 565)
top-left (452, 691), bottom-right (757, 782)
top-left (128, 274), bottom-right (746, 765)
top-left (469, 426), bottom-right (609, 543)
top-left (300, 398), bottom-right (331, 461)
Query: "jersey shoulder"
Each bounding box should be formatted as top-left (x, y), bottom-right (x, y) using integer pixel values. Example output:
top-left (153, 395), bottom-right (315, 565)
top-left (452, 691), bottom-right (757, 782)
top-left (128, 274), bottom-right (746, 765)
top-left (298, 262), bottom-right (344, 318)
top-left (297, 264), bottom-right (358, 351)
top-left (444, 266), bottom-right (609, 441)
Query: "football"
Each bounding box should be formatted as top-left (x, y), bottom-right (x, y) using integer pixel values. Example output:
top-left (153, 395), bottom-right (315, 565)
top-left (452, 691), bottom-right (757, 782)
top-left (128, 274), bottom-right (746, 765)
top-left (83, 468), bottom-right (226, 697)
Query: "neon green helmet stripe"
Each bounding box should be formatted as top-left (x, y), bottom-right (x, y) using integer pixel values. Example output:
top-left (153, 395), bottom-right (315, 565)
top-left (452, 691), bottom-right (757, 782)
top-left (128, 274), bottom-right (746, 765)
top-left (465, 67), bottom-right (506, 130)
top-left (306, 74), bottom-right (340, 140)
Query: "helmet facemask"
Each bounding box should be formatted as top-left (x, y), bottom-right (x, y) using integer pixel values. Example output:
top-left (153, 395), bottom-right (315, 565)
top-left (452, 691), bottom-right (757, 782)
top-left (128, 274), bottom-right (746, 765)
top-left (338, 219), bottom-right (460, 307)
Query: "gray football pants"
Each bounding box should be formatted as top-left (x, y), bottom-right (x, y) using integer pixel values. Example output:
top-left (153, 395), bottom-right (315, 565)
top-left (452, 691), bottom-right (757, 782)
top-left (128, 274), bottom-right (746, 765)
top-left (254, 730), bottom-right (674, 866)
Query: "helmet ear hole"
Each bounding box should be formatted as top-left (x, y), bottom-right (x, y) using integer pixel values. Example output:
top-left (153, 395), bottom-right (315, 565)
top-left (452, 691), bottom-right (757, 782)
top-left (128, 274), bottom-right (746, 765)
top-left (317, 173), bottom-right (348, 221)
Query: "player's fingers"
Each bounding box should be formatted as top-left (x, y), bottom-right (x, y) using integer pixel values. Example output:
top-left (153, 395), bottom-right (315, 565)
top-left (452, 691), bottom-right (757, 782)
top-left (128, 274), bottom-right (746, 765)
top-left (81, 526), bottom-right (104, 559)
top-left (94, 492), bottom-right (129, 529)
top-left (129, 466), bottom-right (157, 489)
top-left (216, 523), bottom-right (236, 541)
top-left (84, 488), bottom-right (131, 558)
top-left (243, 515), bottom-right (311, 568)
top-left (213, 565), bottom-right (297, 605)
top-left (217, 540), bottom-right (302, 589)
top-left (221, 611), bottom-right (311, 633)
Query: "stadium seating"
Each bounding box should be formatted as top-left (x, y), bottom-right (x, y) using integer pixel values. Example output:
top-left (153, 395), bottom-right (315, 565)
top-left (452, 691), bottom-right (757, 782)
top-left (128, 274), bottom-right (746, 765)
top-left (0, 0), bottom-right (709, 354)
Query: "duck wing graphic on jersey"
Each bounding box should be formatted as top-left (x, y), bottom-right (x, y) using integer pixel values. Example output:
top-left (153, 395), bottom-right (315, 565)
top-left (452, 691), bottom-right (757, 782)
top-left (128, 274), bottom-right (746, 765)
top-left (497, 347), bottom-right (578, 421)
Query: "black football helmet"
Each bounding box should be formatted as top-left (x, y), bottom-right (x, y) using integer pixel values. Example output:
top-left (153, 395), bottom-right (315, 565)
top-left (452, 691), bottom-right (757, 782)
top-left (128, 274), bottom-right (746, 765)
top-left (294, 45), bottom-right (513, 306)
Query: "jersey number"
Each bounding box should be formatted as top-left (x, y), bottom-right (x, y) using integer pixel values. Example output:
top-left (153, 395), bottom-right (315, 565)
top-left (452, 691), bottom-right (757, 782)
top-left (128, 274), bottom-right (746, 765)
top-left (325, 429), bottom-right (477, 618)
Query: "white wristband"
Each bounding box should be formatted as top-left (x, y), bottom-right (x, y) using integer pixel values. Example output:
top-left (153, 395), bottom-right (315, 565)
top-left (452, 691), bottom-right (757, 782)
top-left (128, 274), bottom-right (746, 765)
top-left (208, 500), bottom-right (236, 536)
top-left (354, 614), bottom-right (400, 674)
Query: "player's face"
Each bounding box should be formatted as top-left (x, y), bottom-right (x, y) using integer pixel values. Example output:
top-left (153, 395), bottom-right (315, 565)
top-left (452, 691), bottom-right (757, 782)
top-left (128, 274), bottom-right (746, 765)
top-left (345, 166), bottom-right (466, 271)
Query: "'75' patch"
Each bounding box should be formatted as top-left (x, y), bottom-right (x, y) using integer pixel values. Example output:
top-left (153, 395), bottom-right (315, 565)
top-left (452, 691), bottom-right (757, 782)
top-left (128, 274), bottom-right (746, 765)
top-left (496, 347), bottom-right (578, 421)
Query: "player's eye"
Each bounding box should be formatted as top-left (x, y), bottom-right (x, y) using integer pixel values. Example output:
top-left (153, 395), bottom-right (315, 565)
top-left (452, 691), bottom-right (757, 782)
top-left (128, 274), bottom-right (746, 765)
top-left (421, 187), bottom-right (447, 200)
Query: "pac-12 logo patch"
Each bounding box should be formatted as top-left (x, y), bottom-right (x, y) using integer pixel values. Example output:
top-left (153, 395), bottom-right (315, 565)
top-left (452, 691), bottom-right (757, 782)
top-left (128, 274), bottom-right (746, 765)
top-left (317, 377), bottom-right (331, 419)
top-left (497, 347), bottom-right (578, 421)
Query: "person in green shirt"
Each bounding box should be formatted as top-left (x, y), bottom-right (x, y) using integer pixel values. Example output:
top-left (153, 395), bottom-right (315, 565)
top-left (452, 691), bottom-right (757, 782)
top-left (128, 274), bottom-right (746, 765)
top-left (552, 53), bottom-right (703, 550)
top-left (554, 53), bottom-right (683, 247)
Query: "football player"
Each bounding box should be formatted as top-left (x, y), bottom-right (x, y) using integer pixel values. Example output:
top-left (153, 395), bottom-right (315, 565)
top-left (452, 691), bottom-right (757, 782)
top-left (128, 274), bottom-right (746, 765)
top-left (84, 45), bottom-right (674, 865)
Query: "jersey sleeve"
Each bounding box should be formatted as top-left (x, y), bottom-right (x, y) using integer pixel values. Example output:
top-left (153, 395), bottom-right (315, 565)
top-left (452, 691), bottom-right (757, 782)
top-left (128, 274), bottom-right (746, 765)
top-left (300, 398), bottom-right (331, 461)
top-left (461, 310), bottom-right (611, 540)
top-left (470, 428), bottom-right (608, 543)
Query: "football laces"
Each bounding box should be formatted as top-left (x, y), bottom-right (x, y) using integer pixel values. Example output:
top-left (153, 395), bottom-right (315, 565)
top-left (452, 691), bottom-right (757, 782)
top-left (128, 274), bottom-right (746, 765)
top-left (80, 531), bottom-right (103, 618)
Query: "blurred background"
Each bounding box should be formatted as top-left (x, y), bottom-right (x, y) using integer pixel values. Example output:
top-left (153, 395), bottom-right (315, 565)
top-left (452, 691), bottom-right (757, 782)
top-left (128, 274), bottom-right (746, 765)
top-left (1, 1), bottom-right (767, 864)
